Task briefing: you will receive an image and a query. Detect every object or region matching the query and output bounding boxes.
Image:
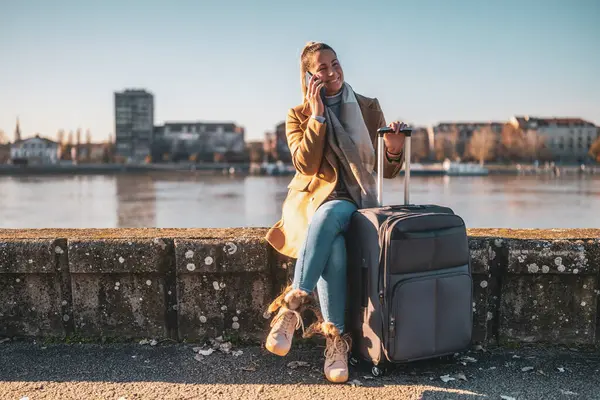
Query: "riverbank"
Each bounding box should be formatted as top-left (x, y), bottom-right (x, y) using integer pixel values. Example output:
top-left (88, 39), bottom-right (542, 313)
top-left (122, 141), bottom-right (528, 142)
top-left (1, 162), bottom-right (597, 177)
top-left (0, 162), bottom-right (250, 176)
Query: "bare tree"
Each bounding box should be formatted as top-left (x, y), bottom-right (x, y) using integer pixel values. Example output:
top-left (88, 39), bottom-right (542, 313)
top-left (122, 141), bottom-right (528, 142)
top-left (465, 127), bottom-right (497, 165)
top-left (588, 136), bottom-right (600, 163)
top-left (434, 127), bottom-right (459, 161)
top-left (86, 130), bottom-right (92, 162)
top-left (411, 130), bottom-right (430, 162)
top-left (499, 123), bottom-right (524, 162)
top-left (522, 129), bottom-right (546, 162)
top-left (62, 131), bottom-right (74, 161)
top-left (75, 129), bottom-right (82, 163)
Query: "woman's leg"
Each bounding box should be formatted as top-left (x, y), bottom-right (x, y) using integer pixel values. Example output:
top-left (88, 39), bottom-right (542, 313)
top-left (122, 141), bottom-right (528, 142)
top-left (292, 199), bottom-right (357, 296)
top-left (316, 234), bottom-right (347, 333)
top-left (266, 199), bottom-right (355, 359)
top-left (317, 235), bottom-right (353, 384)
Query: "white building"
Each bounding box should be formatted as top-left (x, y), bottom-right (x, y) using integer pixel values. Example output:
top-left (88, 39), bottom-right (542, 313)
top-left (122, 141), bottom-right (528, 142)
top-left (510, 116), bottom-right (598, 162)
top-left (11, 135), bottom-right (60, 164)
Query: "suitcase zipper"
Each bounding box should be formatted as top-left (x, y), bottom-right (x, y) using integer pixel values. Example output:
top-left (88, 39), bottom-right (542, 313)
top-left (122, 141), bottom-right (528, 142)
top-left (378, 213), bottom-right (439, 361)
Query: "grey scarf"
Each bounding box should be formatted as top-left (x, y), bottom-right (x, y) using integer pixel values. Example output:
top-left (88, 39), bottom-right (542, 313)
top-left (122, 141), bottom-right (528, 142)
top-left (324, 83), bottom-right (378, 209)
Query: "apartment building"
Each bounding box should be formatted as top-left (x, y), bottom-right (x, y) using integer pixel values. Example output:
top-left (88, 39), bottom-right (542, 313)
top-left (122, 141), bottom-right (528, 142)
top-left (510, 116), bottom-right (597, 162)
top-left (114, 89), bottom-right (154, 160)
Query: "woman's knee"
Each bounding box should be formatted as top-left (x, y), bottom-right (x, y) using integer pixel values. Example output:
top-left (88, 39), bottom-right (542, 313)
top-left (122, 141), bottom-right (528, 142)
top-left (311, 200), bottom-right (357, 230)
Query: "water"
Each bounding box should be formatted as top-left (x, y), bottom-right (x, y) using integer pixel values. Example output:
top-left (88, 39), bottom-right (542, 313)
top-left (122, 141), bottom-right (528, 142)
top-left (0, 173), bottom-right (598, 229)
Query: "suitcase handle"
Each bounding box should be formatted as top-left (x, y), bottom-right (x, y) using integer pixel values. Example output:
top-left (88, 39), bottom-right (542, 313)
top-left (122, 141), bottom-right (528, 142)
top-left (381, 205), bottom-right (426, 211)
top-left (376, 127), bottom-right (412, 207)
top-left (377, 127), bottom-right (413, 137)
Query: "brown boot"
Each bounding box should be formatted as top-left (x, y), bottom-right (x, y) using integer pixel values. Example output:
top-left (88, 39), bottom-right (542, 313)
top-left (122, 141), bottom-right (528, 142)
top-left (265, 286), bottom-right (308, 357)
top-left (321, 322), bottom-right (352, 383)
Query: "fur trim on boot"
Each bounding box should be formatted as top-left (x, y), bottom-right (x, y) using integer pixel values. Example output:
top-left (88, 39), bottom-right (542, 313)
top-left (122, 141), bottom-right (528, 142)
top-left (267, 284), bottom-right (294, 314)
top-left (266, 285), bottom-right (322, 320)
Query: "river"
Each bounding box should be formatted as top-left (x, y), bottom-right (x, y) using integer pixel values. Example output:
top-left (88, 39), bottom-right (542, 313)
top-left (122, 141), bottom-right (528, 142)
top-left (0, 173), bottom-right (598, 229)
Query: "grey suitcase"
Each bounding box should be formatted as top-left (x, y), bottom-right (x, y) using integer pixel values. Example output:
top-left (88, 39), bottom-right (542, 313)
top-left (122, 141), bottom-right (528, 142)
top-left (346, 128), bottom-right (473, 376)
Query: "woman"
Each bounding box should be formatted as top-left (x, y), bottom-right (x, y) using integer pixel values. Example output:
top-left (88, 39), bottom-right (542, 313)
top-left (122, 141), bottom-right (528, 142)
top-left (264, 42), bottom-right (407, 383)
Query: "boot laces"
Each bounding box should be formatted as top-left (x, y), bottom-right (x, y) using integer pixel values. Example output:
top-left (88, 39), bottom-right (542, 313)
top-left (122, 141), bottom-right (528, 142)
top-left (270, 308), bottom-right (304, 336)
top-left (325, 334), bottom-right (351, 362)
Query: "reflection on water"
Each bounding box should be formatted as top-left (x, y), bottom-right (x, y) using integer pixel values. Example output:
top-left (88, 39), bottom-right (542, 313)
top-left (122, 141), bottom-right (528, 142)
top-left (0, 173), bottom-right (598, 229)
top-left (116, 175), bottom-right (156, 227)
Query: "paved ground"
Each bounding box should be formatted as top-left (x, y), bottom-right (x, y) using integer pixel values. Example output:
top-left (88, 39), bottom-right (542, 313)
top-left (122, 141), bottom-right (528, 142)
top-left (1, 340), bottom-right (599, 400)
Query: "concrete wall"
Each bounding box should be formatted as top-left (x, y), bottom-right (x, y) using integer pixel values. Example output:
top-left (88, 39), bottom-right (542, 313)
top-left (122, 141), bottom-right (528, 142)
top-left (1, 228), bottom-right (598, 347)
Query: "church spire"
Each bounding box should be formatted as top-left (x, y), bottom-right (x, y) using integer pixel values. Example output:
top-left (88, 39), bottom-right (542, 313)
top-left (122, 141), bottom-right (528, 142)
top-left (14, 117), bottom-right (22, 142)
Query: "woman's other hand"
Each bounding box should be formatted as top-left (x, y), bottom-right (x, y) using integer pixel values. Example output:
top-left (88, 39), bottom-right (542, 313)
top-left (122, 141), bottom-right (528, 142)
top-left (384, 121), bottom-right (408, 155)
top-left (306, 75), bottom-right (325, 118)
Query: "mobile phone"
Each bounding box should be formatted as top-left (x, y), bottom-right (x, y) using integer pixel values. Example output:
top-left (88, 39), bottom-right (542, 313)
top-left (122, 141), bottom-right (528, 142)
top-left (305, 71), bottom-right (326, 101)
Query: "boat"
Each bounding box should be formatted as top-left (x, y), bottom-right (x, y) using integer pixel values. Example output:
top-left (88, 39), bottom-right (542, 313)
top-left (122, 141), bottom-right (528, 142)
top-left (443, 160), bottom-right (489, 176)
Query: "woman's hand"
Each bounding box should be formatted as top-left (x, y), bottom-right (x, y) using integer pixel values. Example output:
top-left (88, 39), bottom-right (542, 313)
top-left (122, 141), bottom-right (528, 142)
top-left (384, 121), bottom-right (408, 155)
top-left (306, 74), bottom-right (325, 118)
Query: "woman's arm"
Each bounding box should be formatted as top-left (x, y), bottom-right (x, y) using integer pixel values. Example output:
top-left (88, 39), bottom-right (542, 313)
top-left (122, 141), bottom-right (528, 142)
top-left (374, 98), bottom-right (404, 179)
top-left (286, 109), bottom-right (327, 176)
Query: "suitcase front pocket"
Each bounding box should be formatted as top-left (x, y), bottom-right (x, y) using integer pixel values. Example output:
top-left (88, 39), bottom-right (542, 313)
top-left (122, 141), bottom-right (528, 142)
top-left (388, 227), bottom-right (469, 274)
top-left (388, 270), bottom-right (472, 362)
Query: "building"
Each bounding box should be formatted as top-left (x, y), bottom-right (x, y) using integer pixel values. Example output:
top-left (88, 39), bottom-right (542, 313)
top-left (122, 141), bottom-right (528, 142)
top-left (77, 143), bottom-right (110, 163)
top-left (261, 122), bottom-right (291, 163)
top-left (10, 135), bottom-right (60, 165)
top-left (152, 121), bottom-right (245, 162)
top-left (432, 121), bottom-right (503, 160)
top-left (0, 143), bottom-right (10, 164)
top-left (411, 126), bottom-right (434, 162)
top-left (114, 89), bottom-right (154, 160)
top-left (510, 116), bottom-right (598, 162)
top-left (14, 117), bottom-right (22, 142)
top-left (273, 122), bottom-right (291, 163)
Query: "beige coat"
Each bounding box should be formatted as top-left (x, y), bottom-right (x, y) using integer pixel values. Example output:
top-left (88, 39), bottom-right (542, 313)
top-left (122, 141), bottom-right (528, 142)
top-left (265, 93), bottom-right (404, 258)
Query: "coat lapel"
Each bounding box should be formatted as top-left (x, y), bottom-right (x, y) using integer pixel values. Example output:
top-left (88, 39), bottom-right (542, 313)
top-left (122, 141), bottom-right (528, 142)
top-left (297, 92), bottom-right (382, 164)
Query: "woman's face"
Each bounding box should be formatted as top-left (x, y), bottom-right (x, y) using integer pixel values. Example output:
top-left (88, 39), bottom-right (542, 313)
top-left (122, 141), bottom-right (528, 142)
top-left (309, 49), bottom-right (344, 96)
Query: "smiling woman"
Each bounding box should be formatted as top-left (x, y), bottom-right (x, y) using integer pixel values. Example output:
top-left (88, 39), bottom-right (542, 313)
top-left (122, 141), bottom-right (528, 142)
top-left (299, 43), bottom-right (344, 99)
top-left (263, 41), bottom-right (410, 383)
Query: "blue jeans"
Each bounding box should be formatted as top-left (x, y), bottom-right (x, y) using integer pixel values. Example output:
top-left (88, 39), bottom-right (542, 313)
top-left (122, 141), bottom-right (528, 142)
top-left (292, 199), bottom-right (358, 333)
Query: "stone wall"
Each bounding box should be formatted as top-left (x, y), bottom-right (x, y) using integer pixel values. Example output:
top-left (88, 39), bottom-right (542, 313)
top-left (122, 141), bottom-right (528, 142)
top-left (0, 228), bottom-right (598, 347)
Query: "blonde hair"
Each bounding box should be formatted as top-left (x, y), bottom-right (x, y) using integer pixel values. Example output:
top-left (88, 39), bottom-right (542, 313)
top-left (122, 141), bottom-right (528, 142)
top-left (299, 42), bottom-right (337, 99)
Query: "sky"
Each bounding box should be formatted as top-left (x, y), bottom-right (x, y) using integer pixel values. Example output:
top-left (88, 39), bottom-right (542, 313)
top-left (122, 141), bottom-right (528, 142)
top-left (1, 0), bottom-right (599, 143)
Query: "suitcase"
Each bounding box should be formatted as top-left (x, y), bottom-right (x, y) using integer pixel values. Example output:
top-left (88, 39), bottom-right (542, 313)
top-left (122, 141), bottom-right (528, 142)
top-left (346, 127), bottom-right (473, 376)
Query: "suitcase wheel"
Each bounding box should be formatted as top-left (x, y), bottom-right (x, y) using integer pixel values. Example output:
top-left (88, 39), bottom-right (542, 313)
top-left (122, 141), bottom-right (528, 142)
top-left (371, 365), bottom-right (386, 377)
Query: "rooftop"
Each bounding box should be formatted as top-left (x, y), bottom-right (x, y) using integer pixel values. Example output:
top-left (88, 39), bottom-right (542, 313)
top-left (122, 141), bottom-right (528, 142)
top-left (514, 116), bottom-right (596, 128)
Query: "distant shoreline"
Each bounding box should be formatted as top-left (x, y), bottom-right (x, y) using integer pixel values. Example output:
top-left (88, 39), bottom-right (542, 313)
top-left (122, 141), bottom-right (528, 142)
top-left (0, 162), bottom-right (597, 177)
top-left (0, 163), bottom-right (250, 176)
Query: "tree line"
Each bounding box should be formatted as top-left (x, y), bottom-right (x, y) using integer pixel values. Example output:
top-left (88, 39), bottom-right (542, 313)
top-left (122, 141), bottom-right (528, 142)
top-left (412, 124), bottom-right (600, 164)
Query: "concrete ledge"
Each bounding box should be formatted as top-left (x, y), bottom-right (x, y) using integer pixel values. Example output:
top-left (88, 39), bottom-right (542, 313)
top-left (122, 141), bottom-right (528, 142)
top-left (174, 237), bottom-right (272, 342)
top-left (0, 228), bottom-right (598, 349)
top-left (68, 238), bottom-right (174, 339)
top-left (0, 239), bottom-right (70, 337)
